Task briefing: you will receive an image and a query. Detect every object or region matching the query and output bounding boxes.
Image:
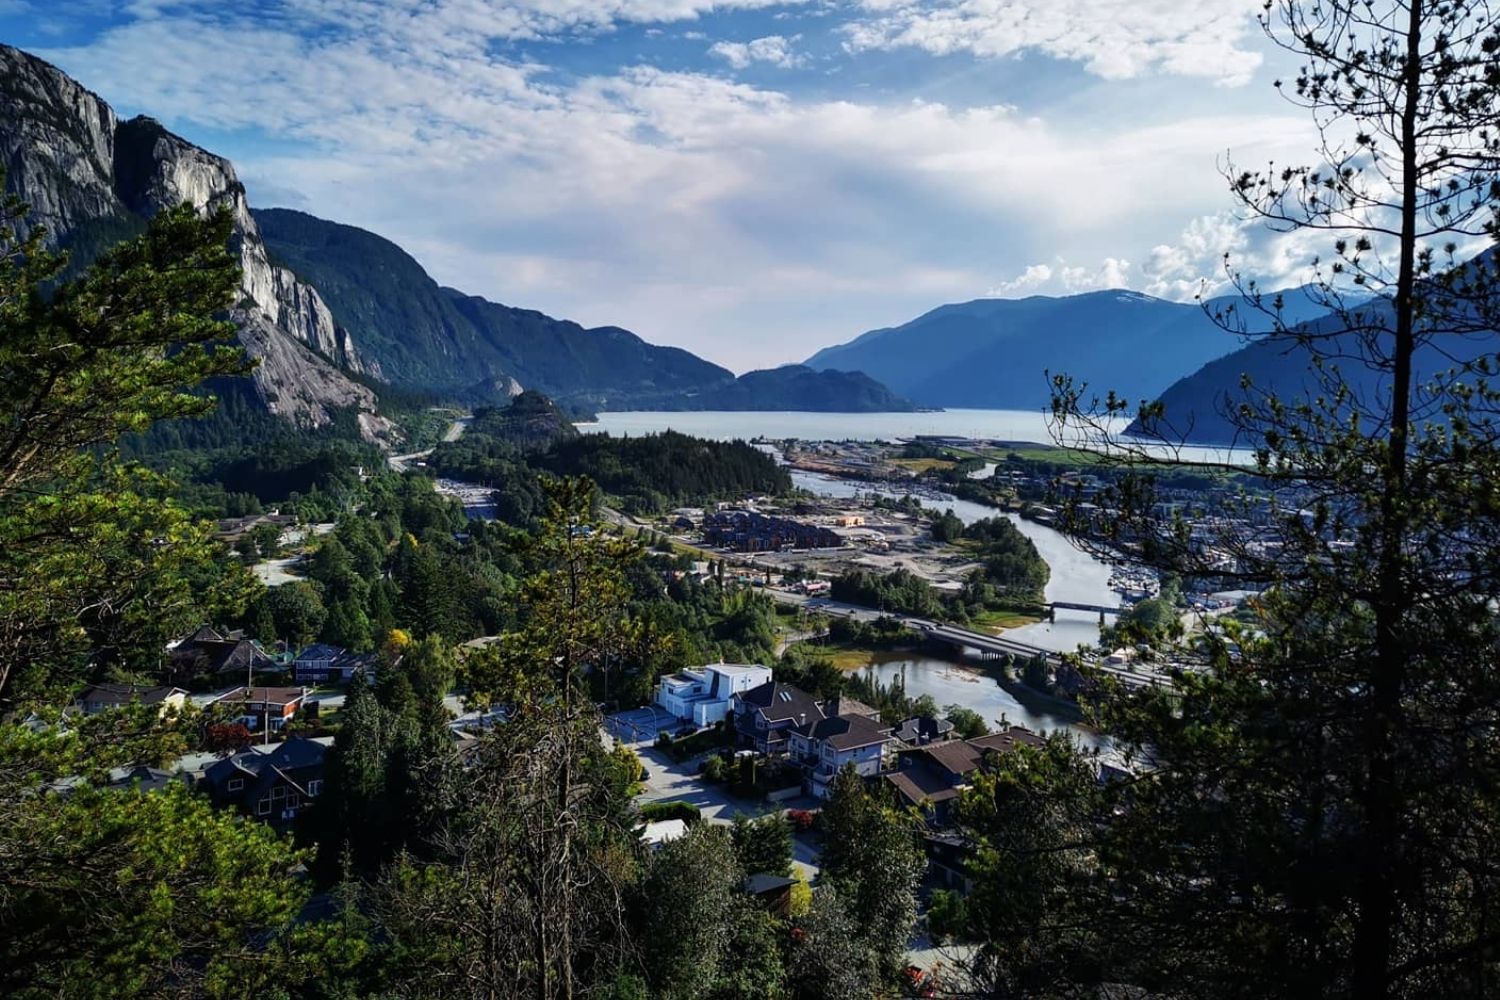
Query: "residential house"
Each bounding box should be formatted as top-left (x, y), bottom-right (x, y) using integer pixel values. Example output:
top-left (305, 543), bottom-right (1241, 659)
top-left (656, 663), bottom-right (773, 727)
top-left (200, 736), bottom-right (328, 828)
top-left (108, 765), bottom-right (184, 794)
top-left (168, 625), bottom-right (274, 682)
top-left (732, 681), bottom-right (824, 754)
top-left (76, 682), bottom-right (187, 717)
top-left (788, 711), bottom-right (895, 799)
top-left (884, 725), bottom-right (1047, 824)
top-left (890, 715), bottom-right (955, 746)
top-left (820, 694), bottom-right (881, 721)
top-left (212, 686), bottom-right (310, 733)
top-left (293, 644), bottom-right (378, 685)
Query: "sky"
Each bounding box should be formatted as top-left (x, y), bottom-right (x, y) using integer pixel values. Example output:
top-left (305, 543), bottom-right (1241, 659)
top-left (3, 0), bottom-right (1338, 371)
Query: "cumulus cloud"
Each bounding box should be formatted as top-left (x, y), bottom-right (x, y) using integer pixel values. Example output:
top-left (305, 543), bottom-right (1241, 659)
top-left (709, 34), bottom-right (804, 69)
top-left (843, 0), bottom-right (1265, 85)
top-left (990, 262), bottom-right (1052, 295)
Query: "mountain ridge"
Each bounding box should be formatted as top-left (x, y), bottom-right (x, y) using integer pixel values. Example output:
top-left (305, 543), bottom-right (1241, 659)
top-left (255, 207), bottom-right (916, 413)
top-left (0, 44), bottom-right (394, 442)
top-left (805, 287), bottom-right (1339, 411)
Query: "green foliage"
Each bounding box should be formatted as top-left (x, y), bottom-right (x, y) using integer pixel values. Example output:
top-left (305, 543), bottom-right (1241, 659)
top-left (0, 782), bottom-right (309, 998)
top-left (944, 703), bottom-right (990, 739)
top-left (818, 768), bottom-right (926, 980)
top-left (830, 567), bottom-right (944, 618)
top-left (730, 812), bottom-right (794, 877)
top-left (638, 799), bottom-right (702, 825)
top-left (0, 190), bottom-right (263, 701)
top-left (926, 888), bottom-right (968, 943)
top-left (638, 824), bottom-right (741, 999)
top-left (954, 738), bottom-right (1106, 992)
top-left (788, 886), bottom-right (878, 1000)
top-left (432, 421), bottom-right (791, 521)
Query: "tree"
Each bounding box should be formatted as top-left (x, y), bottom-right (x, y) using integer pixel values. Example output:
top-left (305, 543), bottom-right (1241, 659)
top-left (0, 781), bottom-right (309, 998)
top-left (730, 812), bottom-right (794, 877)
top-left (638, 824), bottom-right (740, 998)
top-left (953, 739), bottom-right (1107, 994)
top-left (0, 195), bottom-right (254, 700)
top-left (379, 478), bottom-right (660, 1000)
top-left (943, 703), bottom-right (990, 739)
top-left (818, 768), bottom-right (925, 980)
top-left (1045, 3), bottom-right (1500, 996)
top-left (263, 580), bottom-right (327, 649)
top-left (787, 887), bottom-right (877, 1000)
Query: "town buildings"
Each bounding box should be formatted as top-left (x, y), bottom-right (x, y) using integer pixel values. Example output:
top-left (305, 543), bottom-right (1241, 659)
top-left (213, 686), bottom-right (310, 733)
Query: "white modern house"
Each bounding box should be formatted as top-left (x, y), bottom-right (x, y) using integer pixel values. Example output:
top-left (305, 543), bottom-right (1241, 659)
top-left (656, 663), bottom-right (773, 727)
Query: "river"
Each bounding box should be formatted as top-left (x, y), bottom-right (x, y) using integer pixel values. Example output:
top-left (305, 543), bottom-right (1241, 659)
top-left (787, 469), bottom-right (1114, 654)
top-left (852, 651), bottom-right (1106, 749)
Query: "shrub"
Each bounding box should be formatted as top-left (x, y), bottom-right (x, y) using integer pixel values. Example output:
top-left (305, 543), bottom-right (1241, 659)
top-left (638, 800), bottom-right (701, 825)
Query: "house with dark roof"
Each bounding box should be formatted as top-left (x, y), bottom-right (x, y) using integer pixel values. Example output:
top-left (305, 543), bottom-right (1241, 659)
top-left (293, 644), bottom-right (378, 685)
top-left (891, 715), bottom-right (955, 746)
top-left (168, 625), bottom-right (274, 683)
top-left (76, 682), bottom-right (187, 717)
top-left (743, 873), bottom-right (797, 916)
top-left (788, 712), bottom-right (896, 799)
top-left (210, 686), bottom-right (310, 733)
top-left (884, 725), bottom-right (1047, 824)
top-left (731, 681), bottom-right (824, 754)
top-left (200, 736), bottom-right (328, 828)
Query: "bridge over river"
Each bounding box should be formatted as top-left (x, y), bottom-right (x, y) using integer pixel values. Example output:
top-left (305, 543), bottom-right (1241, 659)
top-left (768, 590), bottom-right (1172, 692)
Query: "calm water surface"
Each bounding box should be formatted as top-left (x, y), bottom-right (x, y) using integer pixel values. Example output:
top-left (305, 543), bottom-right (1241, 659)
top-left (853, 651), bottom-right (1106, 749)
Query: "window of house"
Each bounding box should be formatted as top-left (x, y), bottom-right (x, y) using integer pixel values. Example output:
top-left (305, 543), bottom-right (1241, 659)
top-left (256, 799), bottom-right (271, 815)
top-left (227, 777), bottom-right (243, 792)
top-left (271, 785), bottom-right (285, 799)
top-left (307, 780), bottom-right (323, 796)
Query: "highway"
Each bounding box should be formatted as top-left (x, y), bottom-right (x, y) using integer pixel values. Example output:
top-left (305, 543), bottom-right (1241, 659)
top-left (765, 589), bottom-right (1173, 691)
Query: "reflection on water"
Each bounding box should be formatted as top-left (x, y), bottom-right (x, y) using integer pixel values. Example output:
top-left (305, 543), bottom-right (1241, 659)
top-left (852, 650), bottom-right (1106, 750)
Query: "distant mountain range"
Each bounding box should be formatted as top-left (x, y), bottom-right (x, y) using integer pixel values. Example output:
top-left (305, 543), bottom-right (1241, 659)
top-left (255, 208), bottom-right (914, 414)
top-left (806, 288), bottom-right (1339, 412)
top-left (1133, 259), bottom-right (1499, 443)
top-left (0, 44), bottom-right (914, 444)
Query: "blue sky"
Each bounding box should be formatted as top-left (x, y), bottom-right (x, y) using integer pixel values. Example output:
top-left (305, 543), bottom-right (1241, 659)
top-left (3, 0), bottom-right (1331, 370)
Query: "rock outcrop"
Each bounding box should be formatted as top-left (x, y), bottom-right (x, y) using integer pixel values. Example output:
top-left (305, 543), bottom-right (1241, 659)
top-left (0, 45), bottom-right (393, 442)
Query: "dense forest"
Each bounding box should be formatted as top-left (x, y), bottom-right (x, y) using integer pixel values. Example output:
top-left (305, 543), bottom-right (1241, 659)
top-left (430, 397), bottom-right (791, 518)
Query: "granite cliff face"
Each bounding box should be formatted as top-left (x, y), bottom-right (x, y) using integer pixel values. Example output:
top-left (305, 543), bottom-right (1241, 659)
top-left (0, 45), bottom-right (392, 441)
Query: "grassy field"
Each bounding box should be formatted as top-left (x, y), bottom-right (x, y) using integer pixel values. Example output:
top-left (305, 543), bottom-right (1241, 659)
top-left (969, 608), bottom-right (1043, 633)
top-left (789, 638), bottom-right (896, 669)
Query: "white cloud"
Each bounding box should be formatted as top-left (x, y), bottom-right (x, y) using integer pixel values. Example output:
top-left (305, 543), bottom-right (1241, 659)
top-left (37, 1), bottom-right (1321, 368)
top-left (989, 262), bottom-right (1051, 295)
top-left (843, 0), bottom-right (1265, 86)
top-left (709, 34), bottom-right (804, 69)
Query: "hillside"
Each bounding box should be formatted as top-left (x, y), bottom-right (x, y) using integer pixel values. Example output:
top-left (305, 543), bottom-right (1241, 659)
top-left (256, 208), bottom-right (915, 412)
top-left (1131, 273), bottom-right (1498, 443)
top-left (0, 46), bottom-right (392, 441)
top-left (806, 288), bottom-right (1337, 410)
top-left (256, 208), bottom-right (733, 405)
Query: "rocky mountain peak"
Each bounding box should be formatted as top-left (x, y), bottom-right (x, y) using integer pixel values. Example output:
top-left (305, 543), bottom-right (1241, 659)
top-left (0, 45), bottom-right (393, 443)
